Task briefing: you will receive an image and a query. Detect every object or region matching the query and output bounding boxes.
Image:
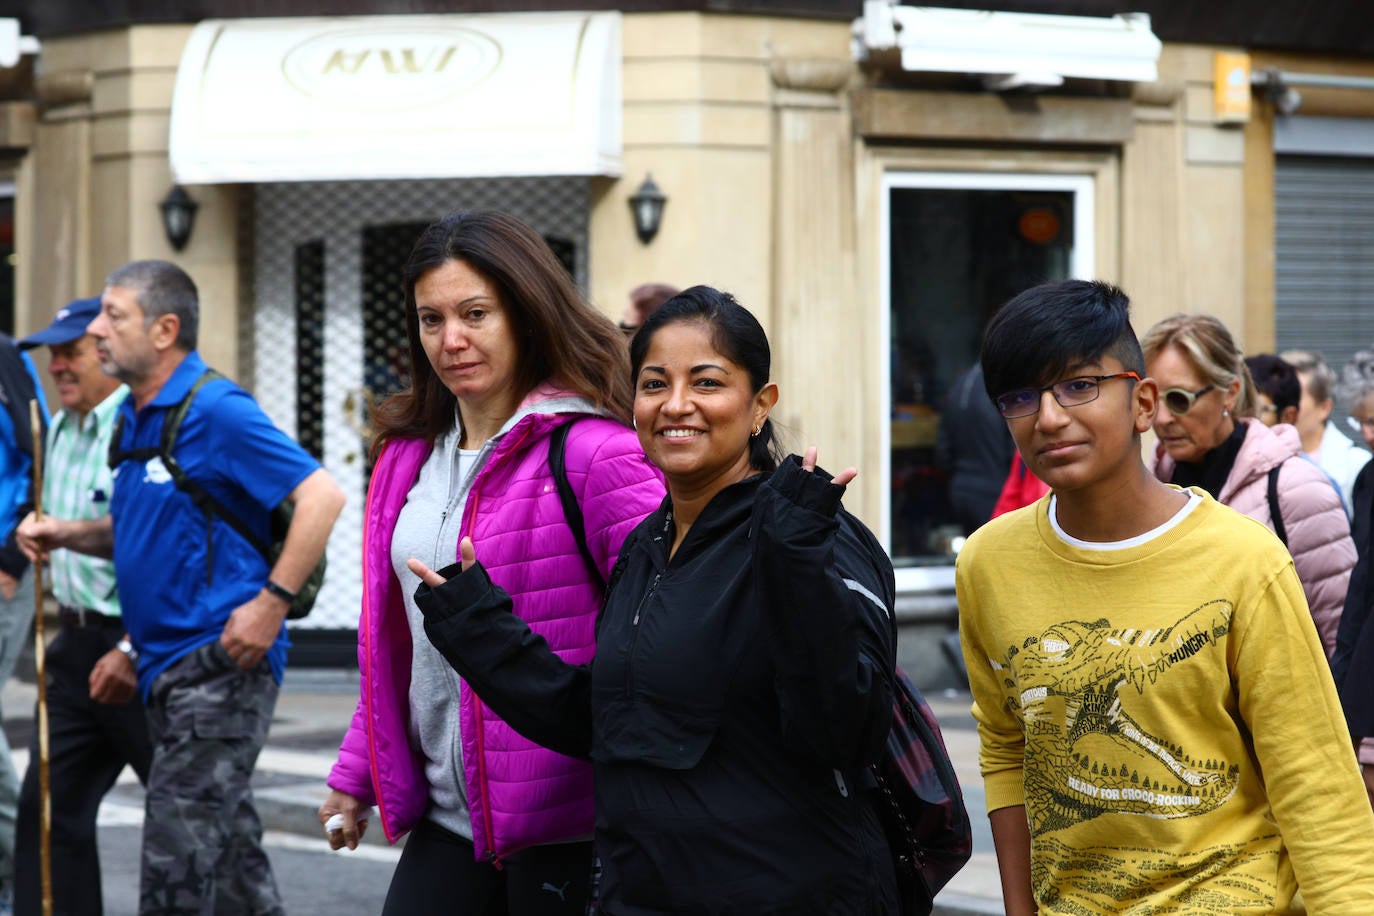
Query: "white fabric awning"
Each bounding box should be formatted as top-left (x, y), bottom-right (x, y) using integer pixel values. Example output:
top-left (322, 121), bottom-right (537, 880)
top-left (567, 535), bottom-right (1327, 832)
top-left (169, 12), bottom-right (621, 184)
top-left (852, 3), bottom-right (1161, 88)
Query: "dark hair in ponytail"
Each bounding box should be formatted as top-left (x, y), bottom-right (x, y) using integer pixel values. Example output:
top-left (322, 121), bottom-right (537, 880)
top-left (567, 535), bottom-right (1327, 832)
top-left (629, 285), bottom-right (783, 473)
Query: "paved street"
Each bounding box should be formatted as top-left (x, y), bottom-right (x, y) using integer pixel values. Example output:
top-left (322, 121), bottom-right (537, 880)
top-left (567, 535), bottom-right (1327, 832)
top-left (92, 824), bottom-right (396, 915)
top-left (4, 627), bottom-right (1004, 915)
top-left (4, 669), bottom-right (401, 914)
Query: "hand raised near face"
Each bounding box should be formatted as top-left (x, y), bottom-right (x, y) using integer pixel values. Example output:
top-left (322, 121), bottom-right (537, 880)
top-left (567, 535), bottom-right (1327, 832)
top-left (801, 445), bottom-right (858, 487)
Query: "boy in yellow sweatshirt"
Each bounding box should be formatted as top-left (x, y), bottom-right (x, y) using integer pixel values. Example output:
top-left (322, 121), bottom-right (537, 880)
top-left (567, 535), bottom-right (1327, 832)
top-left (957, 280), bottom-right (1374, 914)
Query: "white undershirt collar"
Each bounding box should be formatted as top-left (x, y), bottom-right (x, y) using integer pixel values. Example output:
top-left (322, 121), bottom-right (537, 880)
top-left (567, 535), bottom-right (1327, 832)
top-left (1049, 489), bottom-right (1201, 551)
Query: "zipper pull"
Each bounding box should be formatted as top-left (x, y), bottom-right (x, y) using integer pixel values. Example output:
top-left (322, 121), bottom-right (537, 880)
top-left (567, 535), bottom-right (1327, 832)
top-left (632, 573), bottom-right (661, 626)
top-left (833, 769), bottom-right (849, 798)
top-left (436, 510), bottom-right (448, 567)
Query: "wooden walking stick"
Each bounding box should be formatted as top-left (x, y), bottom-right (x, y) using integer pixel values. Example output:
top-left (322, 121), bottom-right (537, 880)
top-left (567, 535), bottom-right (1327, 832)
top-left (29, 399), bottom-right (52, 916)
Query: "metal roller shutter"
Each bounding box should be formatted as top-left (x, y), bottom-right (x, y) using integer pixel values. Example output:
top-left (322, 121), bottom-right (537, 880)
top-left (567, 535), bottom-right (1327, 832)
top-left (1275, 154), bottom-right (1374, 422)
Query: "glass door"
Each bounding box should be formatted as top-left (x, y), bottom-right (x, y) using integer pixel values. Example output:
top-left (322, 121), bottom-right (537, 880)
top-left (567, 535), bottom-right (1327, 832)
top-left (881, 172), bottom-right (1094, 591)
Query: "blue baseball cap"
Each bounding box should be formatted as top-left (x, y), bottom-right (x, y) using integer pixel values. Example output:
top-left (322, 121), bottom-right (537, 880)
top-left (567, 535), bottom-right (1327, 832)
top-left (18, 296), bottom-right (102, 350)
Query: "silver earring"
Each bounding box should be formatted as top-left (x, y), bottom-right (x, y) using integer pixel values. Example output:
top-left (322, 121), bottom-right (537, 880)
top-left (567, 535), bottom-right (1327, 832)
top-left (751, 426), bottom-right (761, 438)
top-left (1223, 408), bottom-right (1230, 418)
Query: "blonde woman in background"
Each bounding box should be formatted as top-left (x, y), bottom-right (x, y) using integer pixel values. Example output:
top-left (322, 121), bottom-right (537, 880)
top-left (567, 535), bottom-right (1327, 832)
top-left (1143, 314), bottom-right (1355, 657)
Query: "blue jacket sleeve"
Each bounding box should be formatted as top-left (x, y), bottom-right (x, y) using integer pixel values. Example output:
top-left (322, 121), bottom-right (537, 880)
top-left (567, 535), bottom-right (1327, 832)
top-left (0, 347), bottom-right (45, 576)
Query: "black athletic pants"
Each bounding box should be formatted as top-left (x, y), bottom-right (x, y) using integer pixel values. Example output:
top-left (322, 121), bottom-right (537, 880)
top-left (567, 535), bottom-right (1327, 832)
top-left (14, 620), bottom-right (153, 916)
top-left (382, 819), bottom-right (593, 916)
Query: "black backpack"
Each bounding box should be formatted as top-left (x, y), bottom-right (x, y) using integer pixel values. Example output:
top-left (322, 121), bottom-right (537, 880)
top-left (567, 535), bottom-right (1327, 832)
top-left (107, 368), bottom-right (326, 619)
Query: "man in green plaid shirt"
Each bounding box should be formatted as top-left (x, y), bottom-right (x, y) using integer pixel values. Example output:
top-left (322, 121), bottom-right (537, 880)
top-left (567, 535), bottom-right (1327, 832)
top-left (13, 297), bottom-right (153, 916)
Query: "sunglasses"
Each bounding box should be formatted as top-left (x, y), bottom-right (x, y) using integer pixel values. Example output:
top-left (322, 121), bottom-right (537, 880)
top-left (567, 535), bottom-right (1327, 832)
top-left (1160, 385), bottom-right (1216, 415)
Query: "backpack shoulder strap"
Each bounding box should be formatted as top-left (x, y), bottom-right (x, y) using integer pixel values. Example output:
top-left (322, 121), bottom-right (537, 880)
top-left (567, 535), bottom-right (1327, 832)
top-left (107, 414), bottom-right (131, 470)
top-left (107, 368), bottom-right (224, 471)
top-left (146, 370), bottom-right (274, 563)
top-left (157, 368), bottom-right (225, 468)
top-left (550, 420), bottom-right (603, 585)
top-left (1267, 463), bottom-right (1288, 548)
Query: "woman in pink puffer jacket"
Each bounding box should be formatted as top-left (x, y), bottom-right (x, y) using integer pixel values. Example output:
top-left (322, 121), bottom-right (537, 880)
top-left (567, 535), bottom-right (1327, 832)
top-left (1144, 314), bottom-right (1354, 656)
top-left (318, 211), bottom-right (664, 916)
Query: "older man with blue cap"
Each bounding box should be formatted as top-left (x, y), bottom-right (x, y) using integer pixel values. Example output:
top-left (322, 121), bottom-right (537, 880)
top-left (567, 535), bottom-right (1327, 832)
top-left (12, 296), bottom-right (147, 916)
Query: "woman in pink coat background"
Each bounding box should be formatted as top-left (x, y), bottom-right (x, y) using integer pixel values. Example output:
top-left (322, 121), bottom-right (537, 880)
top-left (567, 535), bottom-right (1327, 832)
top-left (1143, 313), bottom-right (1354, 656)
top-left (318, 210), bottom-right (664, 915)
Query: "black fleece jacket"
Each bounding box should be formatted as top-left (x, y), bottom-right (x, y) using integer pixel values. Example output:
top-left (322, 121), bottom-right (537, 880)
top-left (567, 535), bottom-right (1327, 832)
top-left (1337, 461), bottom-right (1374, 736)
top-left (418, 456), bottom-right (899, 915)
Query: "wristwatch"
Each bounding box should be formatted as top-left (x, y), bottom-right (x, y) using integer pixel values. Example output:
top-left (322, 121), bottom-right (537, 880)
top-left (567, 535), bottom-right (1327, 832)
top-left (116, 637), bottom-right (139, 663)
top-left (263, 579), bottom-right (297, 604)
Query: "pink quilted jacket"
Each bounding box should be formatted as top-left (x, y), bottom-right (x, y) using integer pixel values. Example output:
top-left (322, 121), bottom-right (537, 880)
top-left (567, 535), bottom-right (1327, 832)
top-left (327, 388), bottom-right (664, 857)
top-left (1154, 418), bottom-right (1354, 656)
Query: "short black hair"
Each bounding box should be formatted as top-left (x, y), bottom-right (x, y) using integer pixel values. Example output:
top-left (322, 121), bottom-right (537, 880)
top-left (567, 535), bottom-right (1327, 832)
top-left (981, 280), bottom-right (1144, 402)
top-left (1245, 353), bottom-right (1301, 414)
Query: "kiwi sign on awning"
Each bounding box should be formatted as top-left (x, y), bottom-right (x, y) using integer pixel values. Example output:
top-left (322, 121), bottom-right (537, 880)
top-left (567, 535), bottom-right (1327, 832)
top-left (169, 12), bottom-right (622, 184)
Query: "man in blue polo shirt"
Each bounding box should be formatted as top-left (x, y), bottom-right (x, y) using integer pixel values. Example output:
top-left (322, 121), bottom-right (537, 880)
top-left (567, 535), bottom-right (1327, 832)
top-left (18, 260), bottom-right (345, 915)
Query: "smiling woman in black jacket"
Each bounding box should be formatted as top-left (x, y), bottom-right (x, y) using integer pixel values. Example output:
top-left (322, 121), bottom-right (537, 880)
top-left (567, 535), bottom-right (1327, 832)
top-left (409, 286), bottom-right (899, 915)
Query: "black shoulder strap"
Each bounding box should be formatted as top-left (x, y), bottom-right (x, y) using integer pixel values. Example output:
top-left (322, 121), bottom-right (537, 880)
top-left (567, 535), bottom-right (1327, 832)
top-left (550, 421), bottom-right (603, 585)
top-left (159, 368), bottom-right (224, 456)
top-left (1267, 463), bottom-right (1288, 548)
top-left (108, 368), bottom-right (272, 560)
top-left (108, 368), bottom-right (223, 470)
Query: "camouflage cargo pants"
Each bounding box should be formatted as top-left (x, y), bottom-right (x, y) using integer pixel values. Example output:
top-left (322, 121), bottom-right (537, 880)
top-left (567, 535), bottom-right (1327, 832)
top-left (140, 640), bottom-right (283, 916)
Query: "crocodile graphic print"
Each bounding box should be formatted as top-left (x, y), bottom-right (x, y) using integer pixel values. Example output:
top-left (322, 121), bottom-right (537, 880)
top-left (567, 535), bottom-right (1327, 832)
top-left (990, 600), bottom-right (1238, 836)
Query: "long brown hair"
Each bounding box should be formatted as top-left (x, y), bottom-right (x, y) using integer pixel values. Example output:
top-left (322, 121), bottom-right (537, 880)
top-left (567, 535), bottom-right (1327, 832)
top-left (371, 209), bottom-right (632, 458)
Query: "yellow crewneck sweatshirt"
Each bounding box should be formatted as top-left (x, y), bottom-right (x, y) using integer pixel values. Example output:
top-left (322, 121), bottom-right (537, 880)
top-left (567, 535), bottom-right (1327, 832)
top-left (957, 489), bottom-right (1374, 914)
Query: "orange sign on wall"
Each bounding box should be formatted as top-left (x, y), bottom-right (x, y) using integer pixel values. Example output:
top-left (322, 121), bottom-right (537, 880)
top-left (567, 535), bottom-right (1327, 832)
top-left (1214, 52), bottom-right (1252, 124)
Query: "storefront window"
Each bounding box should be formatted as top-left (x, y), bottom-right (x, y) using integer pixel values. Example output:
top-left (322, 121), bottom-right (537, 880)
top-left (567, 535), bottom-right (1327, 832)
top-left (884, 173), bottom-right (1092, 574)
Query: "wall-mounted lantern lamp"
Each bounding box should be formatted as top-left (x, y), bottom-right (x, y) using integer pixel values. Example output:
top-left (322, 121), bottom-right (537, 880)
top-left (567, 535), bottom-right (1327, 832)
top-left (159, 185), bottom-right (199, 252)
top-left (628, 174), bottom-right (667, 245)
